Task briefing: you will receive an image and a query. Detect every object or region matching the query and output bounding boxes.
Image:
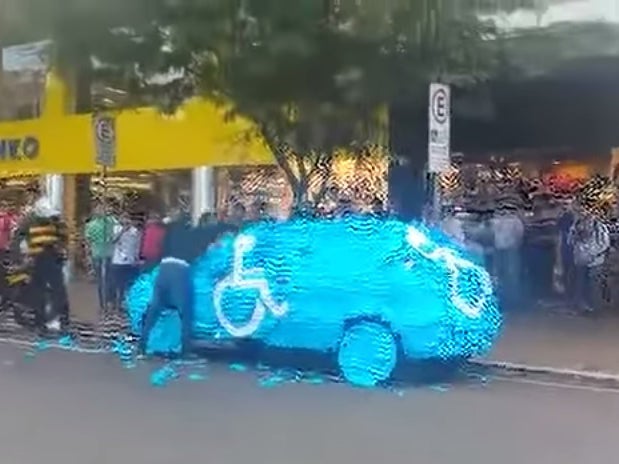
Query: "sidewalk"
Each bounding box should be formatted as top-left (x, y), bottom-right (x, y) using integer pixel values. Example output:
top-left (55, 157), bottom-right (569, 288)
top-left (481, 311), bottom-right (619, 376)
top-left (68, 280), bottom-right (100, 324)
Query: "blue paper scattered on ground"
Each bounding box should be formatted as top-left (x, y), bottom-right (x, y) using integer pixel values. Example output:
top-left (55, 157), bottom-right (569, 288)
top-left (57, 335), bottom-right (74, 348)
top-left (187, 372), bottom-right (207, 382)
top-left (9, 334), bottom-right (463, 394)
top-left (173, 359), bottom-right (208, 368)
top-left (301, 372), bottom-right (326, 385)
top-left (258, 375), bottom-right (286, 388)
top-left (150, 364), bottom-right (179, 387)
top-left (253, 368), bottom-right (332, 388)
top-left (34, 340), bottom-right (50, 352)
top-left (229, 363), bottom-right (248, 372)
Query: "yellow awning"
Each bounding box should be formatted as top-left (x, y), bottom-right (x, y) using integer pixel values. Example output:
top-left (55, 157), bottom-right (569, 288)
top-left (0, 73), bottom-right (275, 178)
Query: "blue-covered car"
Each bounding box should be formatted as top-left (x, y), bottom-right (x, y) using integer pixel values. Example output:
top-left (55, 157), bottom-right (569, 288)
top-left (126, 215), bottom-right (502, 387)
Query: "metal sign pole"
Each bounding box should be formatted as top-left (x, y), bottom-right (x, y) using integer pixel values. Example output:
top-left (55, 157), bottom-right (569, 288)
top-left (93, 113), bottom-right (116, 327)
top-left (101, 166), bottom-right (109, 314)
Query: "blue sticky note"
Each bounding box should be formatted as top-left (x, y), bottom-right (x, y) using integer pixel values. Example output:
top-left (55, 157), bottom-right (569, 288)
top-left (188, 373), bottom-right (207, 382)
top-left (34, 340), bottom-right (50, 352)
top-left (57, 335), bottom-right (73, 348)
top-left (150, 366), bottom-right (178, 387)
top-left (259, 375), bottom-right (285, 388)
top-left (229, 363), bottom-right (248, 372)
top-left (303, 375), bottom-right (325, 385)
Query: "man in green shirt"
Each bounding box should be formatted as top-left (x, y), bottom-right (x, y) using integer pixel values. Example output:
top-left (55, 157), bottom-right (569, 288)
top-left (84, 204), bottom-right (117, 312)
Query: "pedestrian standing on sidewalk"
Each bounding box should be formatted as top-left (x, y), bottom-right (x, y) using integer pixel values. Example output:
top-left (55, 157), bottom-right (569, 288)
top-left (0, 203), bottom-right (17, 253)
top-left (466, 206), bottom-right (491, 267)
top-left (139, 211), bottom-right (165, 270)
top-left (525, 194), bottom-right (557, 303)
top-left (441, 205), bottom-right (465, 243)
top-left (557, 200), bottom-right (576, 299)
top-left (84, 203), bottom-right (117, 312)
top-left (110, 213), bottom-right (141, 311)
top-left (13, 196), bottom-right (70, 336)
top-left (491, 201), bottom-right (525, 312)
top-left (569, 205), bottom-right (610, 315)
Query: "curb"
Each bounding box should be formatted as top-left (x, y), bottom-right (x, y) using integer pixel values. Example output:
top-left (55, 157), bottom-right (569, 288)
top-left (471, 359), bottom-right (619, 386)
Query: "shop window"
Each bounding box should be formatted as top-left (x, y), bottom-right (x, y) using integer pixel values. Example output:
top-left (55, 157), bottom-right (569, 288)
top-left (88, 170), bottom-right (191, 218)
top-left (219, 150), bottom-right (388, 220)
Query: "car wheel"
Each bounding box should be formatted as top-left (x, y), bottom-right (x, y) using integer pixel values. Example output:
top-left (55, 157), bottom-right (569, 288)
top-left (337, 321), bottom-right (398, 387)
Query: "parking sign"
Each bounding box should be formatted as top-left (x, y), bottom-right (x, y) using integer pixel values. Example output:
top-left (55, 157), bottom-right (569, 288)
top-left (428, 83), bottom-right (451, 173)
top-left (93, 114), bottom-right (116, 168)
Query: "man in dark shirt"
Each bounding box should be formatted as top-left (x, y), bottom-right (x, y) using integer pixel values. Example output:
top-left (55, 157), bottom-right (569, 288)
top-left (139, 211), bottom-right (196, 357)
top-left (13, 197), bottom-right (70, 335)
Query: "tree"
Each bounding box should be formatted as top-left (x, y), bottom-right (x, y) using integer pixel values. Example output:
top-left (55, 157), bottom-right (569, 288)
top-left (4, 0), bottom-right (500, 206)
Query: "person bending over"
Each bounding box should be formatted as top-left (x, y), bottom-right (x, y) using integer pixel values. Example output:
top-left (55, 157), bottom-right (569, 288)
top-left (139, 211), bottom-right (196, 357)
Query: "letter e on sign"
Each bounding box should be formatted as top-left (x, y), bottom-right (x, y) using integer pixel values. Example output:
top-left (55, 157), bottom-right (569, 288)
top-left (431, 88), bottom-right (448, 125)
top-left (93, 115), bottom-right (116, 168)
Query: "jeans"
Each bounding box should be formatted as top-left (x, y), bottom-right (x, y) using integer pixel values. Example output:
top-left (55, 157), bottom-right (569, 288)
top-left (525, 242), bottom-right (555, 301)
top-left (92, 257), bottom-right (112, 310)
top-left (140, 258), bottom-right (194, 354)
top-left (110, 264), bottom-right (138, 309)
top-left (495, 247), bottom-right (521, 311)
top-left (561, 253), bottom-right (576, 300)
top-left (574, 264), bottom-right (604, 312)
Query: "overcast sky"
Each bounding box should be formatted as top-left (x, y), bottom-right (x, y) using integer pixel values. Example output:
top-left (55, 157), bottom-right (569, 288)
top-left (490, 0), bottom-right (619, 29)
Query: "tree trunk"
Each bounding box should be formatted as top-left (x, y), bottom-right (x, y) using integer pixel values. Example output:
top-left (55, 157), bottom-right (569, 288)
top-left (261, 129), bottom-right (306, 209)
top-left (261, 127), bottom-right (336, 212)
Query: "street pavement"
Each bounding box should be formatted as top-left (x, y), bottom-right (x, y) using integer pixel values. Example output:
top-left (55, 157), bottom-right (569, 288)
top-left (487, 311), bottom-right (619, 375)
top-left (0, 343), bottom-right (618, 463)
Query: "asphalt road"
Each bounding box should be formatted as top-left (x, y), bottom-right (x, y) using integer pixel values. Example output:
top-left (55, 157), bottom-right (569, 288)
top-left (0, 343), bottom-right (617, 464)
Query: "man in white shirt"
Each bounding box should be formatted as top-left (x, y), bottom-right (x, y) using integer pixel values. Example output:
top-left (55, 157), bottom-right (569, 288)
top-left (568, 206), bottom-right (610, 314)
top-left (441, 206), bottom-right (485, 263)
top-left (111, 213), bottom-right (142, 311)
top-left (441, 205), bottom-right (467, 245)
top-left (491, 202), bottom-right (525, 311)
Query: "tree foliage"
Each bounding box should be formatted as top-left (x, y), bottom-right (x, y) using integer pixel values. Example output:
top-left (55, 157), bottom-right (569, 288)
top-left (3, 0), bottom-right (499, 204)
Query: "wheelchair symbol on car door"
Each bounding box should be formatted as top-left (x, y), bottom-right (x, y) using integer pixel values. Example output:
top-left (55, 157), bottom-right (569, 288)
top-left (213, 234), bottom-right (289, 337)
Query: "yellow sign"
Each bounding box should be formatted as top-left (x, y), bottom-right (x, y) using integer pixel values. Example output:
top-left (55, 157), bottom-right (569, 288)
top-left (0, 73), bottom-right (275, 178)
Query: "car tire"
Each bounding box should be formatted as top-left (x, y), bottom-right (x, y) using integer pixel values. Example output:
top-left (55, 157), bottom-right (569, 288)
top-left (337, 321), bottom-right (398, 387)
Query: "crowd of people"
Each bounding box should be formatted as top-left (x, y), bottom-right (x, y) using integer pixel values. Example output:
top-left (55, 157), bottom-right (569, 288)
top-left (438, 192), bottom-right (613, 316)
